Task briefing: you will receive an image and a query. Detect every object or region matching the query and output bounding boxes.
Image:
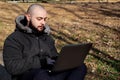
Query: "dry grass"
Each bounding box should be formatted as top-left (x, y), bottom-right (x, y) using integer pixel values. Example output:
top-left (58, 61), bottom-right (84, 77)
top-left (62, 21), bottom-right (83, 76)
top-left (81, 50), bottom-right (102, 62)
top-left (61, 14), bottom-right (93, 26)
top-left (0, 1), bottom-right (120, 80)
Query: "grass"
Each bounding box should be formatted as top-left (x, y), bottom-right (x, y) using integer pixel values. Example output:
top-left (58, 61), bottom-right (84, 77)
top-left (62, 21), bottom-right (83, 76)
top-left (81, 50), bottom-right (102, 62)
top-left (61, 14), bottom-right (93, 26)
top-left (0, 1), bottom-right (120, 80)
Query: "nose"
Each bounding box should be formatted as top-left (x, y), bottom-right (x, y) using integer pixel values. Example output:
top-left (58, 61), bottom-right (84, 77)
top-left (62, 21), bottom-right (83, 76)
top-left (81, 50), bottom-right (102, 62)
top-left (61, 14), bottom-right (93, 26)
top-left (41, 19), bottom-right (46, 25)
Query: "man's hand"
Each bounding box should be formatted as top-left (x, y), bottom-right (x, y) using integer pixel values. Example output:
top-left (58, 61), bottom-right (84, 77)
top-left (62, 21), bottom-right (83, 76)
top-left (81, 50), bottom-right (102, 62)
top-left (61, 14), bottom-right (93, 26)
top-left (46, 57), bottom-right (55, 65)
top-left (40, 57), bottom-right (55, 70)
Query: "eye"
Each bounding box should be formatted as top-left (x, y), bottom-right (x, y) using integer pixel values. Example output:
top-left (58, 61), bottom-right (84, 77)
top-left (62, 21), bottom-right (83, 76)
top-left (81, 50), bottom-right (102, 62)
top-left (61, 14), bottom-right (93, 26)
top-left (37, 17), bottom-right (43, 21)
top-left (44, 17), bottom-right (48, 21)
top-left (36, 17), bottom-right (47, 21)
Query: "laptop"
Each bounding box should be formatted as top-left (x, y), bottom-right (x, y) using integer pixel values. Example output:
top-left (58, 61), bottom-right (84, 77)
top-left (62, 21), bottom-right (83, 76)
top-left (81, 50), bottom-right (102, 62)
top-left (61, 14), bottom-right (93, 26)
top-left (49, 43), bottom-right (92, 72)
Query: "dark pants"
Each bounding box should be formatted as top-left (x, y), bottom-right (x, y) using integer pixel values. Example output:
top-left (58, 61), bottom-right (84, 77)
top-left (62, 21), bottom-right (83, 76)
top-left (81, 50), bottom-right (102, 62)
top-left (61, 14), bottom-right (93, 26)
top-left (21, 64), bottom-right (87, 80)
top-left (0, 64), bottom-right (11, 80)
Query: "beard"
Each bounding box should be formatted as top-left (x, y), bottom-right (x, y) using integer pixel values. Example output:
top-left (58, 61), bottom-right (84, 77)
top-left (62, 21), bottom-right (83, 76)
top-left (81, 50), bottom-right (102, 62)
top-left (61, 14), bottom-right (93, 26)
top-left (29, 20), bottom-right (45, 34)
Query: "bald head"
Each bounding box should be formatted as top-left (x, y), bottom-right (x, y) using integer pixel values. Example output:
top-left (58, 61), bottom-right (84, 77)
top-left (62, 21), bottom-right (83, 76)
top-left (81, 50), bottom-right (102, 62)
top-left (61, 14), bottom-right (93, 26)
top-left (27, 4), bottom-right (46, 15)
top-left (25, 4), bottom-right (47, 32)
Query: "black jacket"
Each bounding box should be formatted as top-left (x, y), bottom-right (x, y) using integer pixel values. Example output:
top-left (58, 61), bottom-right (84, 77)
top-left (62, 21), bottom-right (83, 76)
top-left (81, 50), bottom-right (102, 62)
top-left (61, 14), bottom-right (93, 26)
top-left (3, 15), bottom-right (58, 77)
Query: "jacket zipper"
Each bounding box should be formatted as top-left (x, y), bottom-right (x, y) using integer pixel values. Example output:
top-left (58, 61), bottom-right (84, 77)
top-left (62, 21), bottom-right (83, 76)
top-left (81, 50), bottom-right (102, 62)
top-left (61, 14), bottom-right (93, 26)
top-left (36, 37), bottom-right (43, 57)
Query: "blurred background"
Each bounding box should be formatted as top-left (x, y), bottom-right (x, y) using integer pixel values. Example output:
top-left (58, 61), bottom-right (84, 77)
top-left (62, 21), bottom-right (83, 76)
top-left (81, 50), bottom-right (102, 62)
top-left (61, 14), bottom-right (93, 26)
top-left (0, 0), bottom-right (120, 80)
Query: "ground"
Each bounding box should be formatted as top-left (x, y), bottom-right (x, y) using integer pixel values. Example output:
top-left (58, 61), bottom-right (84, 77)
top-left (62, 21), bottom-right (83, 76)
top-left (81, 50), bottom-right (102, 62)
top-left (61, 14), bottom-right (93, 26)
top-left (0, 1), bottom-right (120, 80)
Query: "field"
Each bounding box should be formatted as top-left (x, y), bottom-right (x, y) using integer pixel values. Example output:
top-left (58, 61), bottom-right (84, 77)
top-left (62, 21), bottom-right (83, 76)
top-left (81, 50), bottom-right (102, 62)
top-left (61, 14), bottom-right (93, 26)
top-left (0, 1), bottom-right (120, 80)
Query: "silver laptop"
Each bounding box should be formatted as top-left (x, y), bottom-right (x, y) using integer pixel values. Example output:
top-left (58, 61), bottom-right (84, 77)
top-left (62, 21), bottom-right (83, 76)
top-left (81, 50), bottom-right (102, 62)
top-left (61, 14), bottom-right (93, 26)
top-left (50, 43), bottom-right (92, 72)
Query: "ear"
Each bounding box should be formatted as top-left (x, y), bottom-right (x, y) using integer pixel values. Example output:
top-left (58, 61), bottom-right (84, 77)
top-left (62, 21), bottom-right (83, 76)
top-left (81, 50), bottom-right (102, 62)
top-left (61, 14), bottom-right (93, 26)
top-left (25, 13), bottom-right (31, 22)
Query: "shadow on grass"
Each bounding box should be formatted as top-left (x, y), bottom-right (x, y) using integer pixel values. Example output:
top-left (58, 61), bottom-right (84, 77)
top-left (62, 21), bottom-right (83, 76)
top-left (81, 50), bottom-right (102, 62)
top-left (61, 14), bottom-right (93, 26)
top-left (50, 1), bottom-right (120, 67)
top-left (93, 22), bottom-right (120, 34)
top-left (91, 48), bottom-right (120, 72)
top-left (51, 27), bottom-right (120, 72)
top-left (51, 27), bottom-right (120, 80)
top-left (54, 2), bottom-right (120, 34)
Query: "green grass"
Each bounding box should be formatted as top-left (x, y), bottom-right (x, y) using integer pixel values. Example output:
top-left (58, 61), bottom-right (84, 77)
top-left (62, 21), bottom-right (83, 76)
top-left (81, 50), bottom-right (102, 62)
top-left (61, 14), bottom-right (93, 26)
top-left (96, 60), bottom-right (119, 80)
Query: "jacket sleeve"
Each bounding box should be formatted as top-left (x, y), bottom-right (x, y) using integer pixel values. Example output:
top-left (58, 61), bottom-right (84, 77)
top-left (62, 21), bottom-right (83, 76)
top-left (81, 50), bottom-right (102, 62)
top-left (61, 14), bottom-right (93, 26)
top-left (3, 37), bottom-right (41, 75)
top-left (47, 35), bottom-right (59, 58)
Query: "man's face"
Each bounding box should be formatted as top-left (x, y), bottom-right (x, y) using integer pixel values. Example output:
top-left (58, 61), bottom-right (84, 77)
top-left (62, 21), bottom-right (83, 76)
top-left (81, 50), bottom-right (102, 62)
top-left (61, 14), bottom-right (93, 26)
top-left (29, 8), bottom-right (47, 32)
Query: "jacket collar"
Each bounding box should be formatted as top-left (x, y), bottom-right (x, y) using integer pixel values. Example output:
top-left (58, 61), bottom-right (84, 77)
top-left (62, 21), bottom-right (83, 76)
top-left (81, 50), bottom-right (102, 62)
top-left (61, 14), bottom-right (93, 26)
top-left (15, 15), bottom-right (51, 35)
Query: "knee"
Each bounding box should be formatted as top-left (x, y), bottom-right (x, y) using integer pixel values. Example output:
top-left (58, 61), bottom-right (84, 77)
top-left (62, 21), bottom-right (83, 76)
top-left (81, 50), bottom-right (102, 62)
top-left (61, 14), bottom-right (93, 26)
top-left (79, 63), bottom-right (87, 73)
top-left (0, 64), bottom-right (12, 80)
top-left (81, 63), bottom-right (87, 70)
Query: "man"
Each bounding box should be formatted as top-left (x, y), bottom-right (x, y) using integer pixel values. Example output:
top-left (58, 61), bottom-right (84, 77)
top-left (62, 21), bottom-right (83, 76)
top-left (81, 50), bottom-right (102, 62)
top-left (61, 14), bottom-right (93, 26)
top-left (3, 4), bottom-right (87, 80)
